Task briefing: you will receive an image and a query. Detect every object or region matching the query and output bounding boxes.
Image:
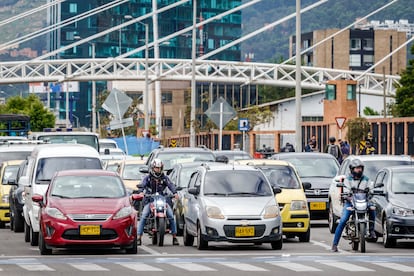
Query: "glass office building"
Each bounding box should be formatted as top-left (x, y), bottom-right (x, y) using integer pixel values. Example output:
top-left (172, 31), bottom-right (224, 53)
top-left (47, 0), bottom-right (255, 129)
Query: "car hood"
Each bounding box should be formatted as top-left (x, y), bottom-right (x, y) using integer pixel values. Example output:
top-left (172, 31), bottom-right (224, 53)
top-left (0, 184), bottom-right (11, 196)
top-left (389, 194), bottom-right (414, 209)
top-left (300, 177), bottom-right (332, 189)
top-left (48, 197), bottom-right (130, 214)
top-left (276, 189), bottom-right (307, 204)
top-left (203, 196), bottom-right (275, 216)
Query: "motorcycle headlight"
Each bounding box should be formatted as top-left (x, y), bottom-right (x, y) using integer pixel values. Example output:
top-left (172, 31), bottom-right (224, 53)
top-left (45, 207), bottom-right (67, 220)
top-left (263, 205), bottom-right (280, 219)
top-left (155, 199), bottom-right (164, 207)
top-left (206, 206), bottom-right (224, 219)
top-left (290, 200), bottom-right (307, 211)
top-left (113, 206), bottom-right (133, 219)
top-left (392, 206), bottom-right (414, 216)
top-left (355, 201), bottom-right (367, 210)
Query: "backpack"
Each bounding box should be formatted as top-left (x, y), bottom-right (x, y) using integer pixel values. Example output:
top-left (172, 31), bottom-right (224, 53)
top-left (327, 144), bottom-right (339, 159)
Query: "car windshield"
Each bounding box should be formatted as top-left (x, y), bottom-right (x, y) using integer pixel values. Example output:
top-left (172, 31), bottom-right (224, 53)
top-left (0, 151), bottom-right (32, 163)
top-left (280, 157), bottom-right (339, 178)
top-left (364, 160), bottom-right (413, 180)
top-left (259, 166), bottom-right (301, 189)
top-left (203, 170), bottom-right (273, 196)
top-left (391, 171), bottom-right (414, 193)
top-left (99, 142), bottom-right (117, 149)
top-left (158, 152), bottom-right (215, 170)
top-left (178, 166), bottom-right (199, 188)
top-left (2, 164), bottom-right (20, 184)
top-left (50, 175), bottom-right (126, 198)
top-left (122, 164), bottom-right (144, 180)
top-left (35, 157), bottom-right (102, 184)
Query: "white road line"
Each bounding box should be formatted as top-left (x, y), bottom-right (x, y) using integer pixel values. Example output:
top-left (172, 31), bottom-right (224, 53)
top-left (267, 261), bottom-right (322, 271)
top-left (118, 262), bottom-right (163, 271)
top-left (170, 262), bottom-right (217, 271)
top-left (139, 244), bottom-right (163, 255)
top-left (18, 264), bottom-right (55, 271)
top-left (372, 262), bottom-right (414, 272)
top-left (317, 261), bottom-right (374, 271)
top-left (219, 262), bottom-right (268, 271)
top-left (69, 263), bottom-right (109, 271)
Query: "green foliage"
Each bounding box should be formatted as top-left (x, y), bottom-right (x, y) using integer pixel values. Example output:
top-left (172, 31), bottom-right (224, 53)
top-left (395, 43), bottom-right (414, 117)
top-left (345, 117), bottom-right (371, 150)
top-left (0, 94), bottom-right (55, 131)
top-left (363, 106), bottom-right (379, 116)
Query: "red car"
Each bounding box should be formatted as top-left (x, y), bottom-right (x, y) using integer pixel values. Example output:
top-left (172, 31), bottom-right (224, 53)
top-left (32, 169), bottom-right (140, 255)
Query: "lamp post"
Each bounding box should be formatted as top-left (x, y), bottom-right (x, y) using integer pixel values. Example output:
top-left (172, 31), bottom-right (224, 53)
top-left (90, 42), bottom-right (96, 133)
top-left (137, 22), bottom-right (150, 132)
top-left (190, 0), bottom-right (197, 147)
top-left (120, 15), bottom-right (133, 55)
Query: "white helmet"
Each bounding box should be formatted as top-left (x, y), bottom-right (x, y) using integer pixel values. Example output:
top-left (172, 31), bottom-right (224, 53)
top-left (150, 158), bottom-right (164, 178)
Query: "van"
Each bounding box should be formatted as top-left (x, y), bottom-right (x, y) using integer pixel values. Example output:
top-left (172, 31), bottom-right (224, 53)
top-left (23, 144), bottom-right (103, 246)
top-left (237, 159), bottom-right (311, 242)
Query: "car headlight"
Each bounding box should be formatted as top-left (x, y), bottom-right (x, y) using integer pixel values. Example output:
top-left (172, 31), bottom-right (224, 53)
top-left (263, 205), bottom-right (280, 219)
top-left (113, 206), bottom-right (133, 219)
top-left (45, 207), bottom-right (67, 220)
top-left (392, 206), bottom-right (414, 216)
top-left (290, 200), bottom-right (308, 211)
top-left (1, 194), bottom-right (9, 204)
top-left (206, 206), bottom-right (224, 219)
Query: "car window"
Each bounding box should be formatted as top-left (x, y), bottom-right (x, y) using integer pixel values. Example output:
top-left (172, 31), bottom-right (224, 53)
top-left (259, 166), bottom-right (300, 189)
top-left (363, 160), bottom-right (412, 181)
top-left (203, 171), bottom-right (272, 196)
top-left (178, 166), bottom-right (199, 188)
top-left (391, 171), bottom-right (414, 193)
top-left (156, 152), bottom-right (215, 170)
top-left (282, 157), bottom-right (338, 178)
top-left (2, 164), bottom-right (20, 184)
top-left (122, 164), bottom-right (144, 180)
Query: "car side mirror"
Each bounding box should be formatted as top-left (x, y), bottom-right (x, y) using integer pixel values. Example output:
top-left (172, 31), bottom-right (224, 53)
top-left (188, 187), bottom-right (199, 195)
top-left (32, 194), bottom-right (44, 207)
top-left (272, 186), bottom-right (282, 194)
top-left (176, 186), bottom-right (183, 191)
top-left (139, 166), bottom-right (149, 174)
top-left (302, 182), bottom-right (311, 190)
top-left (374, 182), bottom-right (384, 188)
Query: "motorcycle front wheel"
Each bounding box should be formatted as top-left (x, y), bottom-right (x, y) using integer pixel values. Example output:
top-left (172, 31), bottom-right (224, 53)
top-left (359, 222), bottom-right (366, 253)
top-left (157, 217), bottom-right (166, 246)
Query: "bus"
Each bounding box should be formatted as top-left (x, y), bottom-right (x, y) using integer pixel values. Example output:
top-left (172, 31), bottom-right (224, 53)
top-left (0, 114), bottom-right (30, 137)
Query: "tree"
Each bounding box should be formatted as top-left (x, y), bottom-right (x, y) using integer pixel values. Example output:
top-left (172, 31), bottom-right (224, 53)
top-left (394, 43), bottom-right (414, 117)
top-left (0, 94), bottom-right (55, 131)
top-left (345, 117), bottom-right (371, 154)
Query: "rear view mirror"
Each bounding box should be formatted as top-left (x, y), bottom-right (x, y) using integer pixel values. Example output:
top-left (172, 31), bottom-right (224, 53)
top-left (272, 186), bottom-right (282, 194)
top-left (302, 182), bottom-right (311, 190)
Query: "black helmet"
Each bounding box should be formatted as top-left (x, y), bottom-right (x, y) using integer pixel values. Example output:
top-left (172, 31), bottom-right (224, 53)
top-left (150, 158), bottom-right (164, 178)
top-left (329, 136), bottom-right (336, 143)
top-left (349, 159), bottom-right (364, 178)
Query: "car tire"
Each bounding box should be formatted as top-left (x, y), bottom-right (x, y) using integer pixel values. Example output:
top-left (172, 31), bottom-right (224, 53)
top-left (9, 210), bottom-right (14, 231)
top-left (0, 221), bottom-right (5, 228)
top-left (30, 226), bottom-right (39, 246)
top-left (298, 228), bottom-right (311, 242)
top-left (125, 236), bottom-right (138, 254)
top-left (24, 220), bottom-right (30, 243)
top-left (196, 223), bottom-right (208, 250)
top-left (382, 219), bottom-right (396, 248)
top-left (183, 222), bottom-right (194, 246)
top-left (271, 238), bottom-right (283, 250)
top-left (328, 202), bottom-right (338, 234)
top-left (39, 230), bottom-right (52, 255)
top-left (175, 213), bottom-right (183, 236)
top-left (14, 213), bottom-right (24, 233)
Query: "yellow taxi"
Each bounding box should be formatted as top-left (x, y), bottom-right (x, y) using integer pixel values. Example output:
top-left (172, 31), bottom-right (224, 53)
top-left (0, 160), bottom-right (23, 228)
top-left (237, 159), bottom-right (311, 242)
top-left (117, 158), bottom-right (146, 192)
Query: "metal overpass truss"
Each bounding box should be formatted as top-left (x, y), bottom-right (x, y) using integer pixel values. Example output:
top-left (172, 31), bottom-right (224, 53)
top-left (0, 58), bottom-right (401, 96)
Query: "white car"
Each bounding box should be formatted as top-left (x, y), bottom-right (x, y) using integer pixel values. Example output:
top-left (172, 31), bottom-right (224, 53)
top-left (328, 154), bottom-right (413, 233)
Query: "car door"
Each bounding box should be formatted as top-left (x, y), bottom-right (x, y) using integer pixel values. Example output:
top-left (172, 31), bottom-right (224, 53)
top-left (371, 170), bottom-right (388, 230)
top-left (184, 170), bottom-right (201, 235)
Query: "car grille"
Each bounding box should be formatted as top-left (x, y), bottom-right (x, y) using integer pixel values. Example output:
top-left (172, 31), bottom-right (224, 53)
top-left (62, 229), bottom-right (118, 240)
top-left (68, 214), bottom-right (111, 221)
top-left (305, 188), bottom-right (329, 199)
top-left (223, 224), bottom-right (265, 238)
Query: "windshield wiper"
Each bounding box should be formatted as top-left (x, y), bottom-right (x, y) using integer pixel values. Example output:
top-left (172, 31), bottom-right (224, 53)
top-left (36, 179), bottom-right (51, 184)
top-left (204, 192), bottom-right (228, 196)
top-left (227, 192), bottom-right (261, 196)
top-left (394, 191), bottom-right (414, 194)
top-left (51, 194), bottom-right (70, 198)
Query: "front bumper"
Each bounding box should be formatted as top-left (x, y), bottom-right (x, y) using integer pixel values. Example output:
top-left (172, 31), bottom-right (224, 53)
top-left (0, 204), bottom-right (10, 222)
top-left (387, 216), bottom-right (414, 239)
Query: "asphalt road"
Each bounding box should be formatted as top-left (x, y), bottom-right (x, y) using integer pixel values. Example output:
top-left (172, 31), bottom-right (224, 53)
top-left (1, 221), bottom-right (414, 275)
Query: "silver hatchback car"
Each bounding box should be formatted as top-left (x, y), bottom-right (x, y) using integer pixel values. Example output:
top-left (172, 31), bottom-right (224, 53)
top-left (182, 163), bottom-right (283, 250)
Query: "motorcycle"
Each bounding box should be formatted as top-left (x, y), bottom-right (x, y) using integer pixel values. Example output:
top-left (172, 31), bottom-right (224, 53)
top-left (137, 192), bottom-right (174, 246)
top-left (338, 185), bottom-right (374, 253)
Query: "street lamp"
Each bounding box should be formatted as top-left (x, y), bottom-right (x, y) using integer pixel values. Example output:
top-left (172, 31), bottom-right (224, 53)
top-left (137, 22), bottom-right (150, 132)
top-left (90, 42), bottom-right (96, 133)
top-left (190, 0), bottom-right (197, 147)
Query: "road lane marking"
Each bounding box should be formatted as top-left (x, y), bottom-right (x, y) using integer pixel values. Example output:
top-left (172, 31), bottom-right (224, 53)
top-left (219, 262), bottom-right (268, 271)
top-left (69, 262), bottom-right (109, 271)
top-left (267, 261), bottom-right (322, 271)
top-left (372, 262), bottom-right (414, 272)
top-left (18, 264), bottom-right (55, 271)
top-left (118, 262), bottom-right (163, 271)
top-left (170, 262), bottom-right (217, 271)
top-left (317, 261), bottom-right (374, 271)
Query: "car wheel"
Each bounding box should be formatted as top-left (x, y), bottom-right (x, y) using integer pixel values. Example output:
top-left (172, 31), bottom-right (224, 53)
top-left (24, 220), bottom-right (30, 243)
top-left (175, 213), bottom-right (183, 236)
top-left (328, 202), bottom-right (338, 234)
top-left (382, 219), bottom-right (396, 248)
top-left (0, 221), bottom-right (5, 228)
top-left (125, 236), bottom-right (138, 254)
top-left (298, 228), bottom-right (311, 242)
top-left (196, 223), bottom-right (208, 250)
top-left (183, 222), bottom-right (194, 246)
top-left (30, 226), bottom-right (39, 246)
top-left (271, 238), bottom-right (283, 250)
top-left (9, 210), bottom-right (14, 231)
top-left (13, 213), bottom-right (24, 233)
top-left (38, 230), bottom-right (52, 255)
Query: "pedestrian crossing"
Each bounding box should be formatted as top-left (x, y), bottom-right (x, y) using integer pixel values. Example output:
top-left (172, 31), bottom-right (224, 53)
top-left (1, 259), bottom-right (414, 272)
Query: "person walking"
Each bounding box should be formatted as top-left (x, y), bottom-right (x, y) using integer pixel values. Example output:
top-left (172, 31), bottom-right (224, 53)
top-left (325, 136), bottom-right (342, 163)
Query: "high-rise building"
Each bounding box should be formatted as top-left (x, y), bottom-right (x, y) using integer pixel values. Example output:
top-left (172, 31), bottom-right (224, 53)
top-left (47, 0), bottom-right (254, 134)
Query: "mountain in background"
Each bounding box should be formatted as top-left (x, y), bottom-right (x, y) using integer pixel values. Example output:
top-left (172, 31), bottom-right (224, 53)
top-left (1, 0), bottom-right (413, 63)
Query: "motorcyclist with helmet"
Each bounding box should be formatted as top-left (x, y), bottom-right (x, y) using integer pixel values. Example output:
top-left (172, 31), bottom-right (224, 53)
top-left (136, 158), bottom-right (180, 246)
top-left (331, 158), bottom-right (376, 252)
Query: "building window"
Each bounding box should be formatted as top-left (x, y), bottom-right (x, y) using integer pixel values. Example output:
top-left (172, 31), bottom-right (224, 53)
top-left (69, 3), bottom-right (77, 13)
top-left (162, 92), bottom-right (172, 103)
top-left (350, 38), bottom-right (361, 50)
top-left (349, 54), bottom-right (361, 67)
top-left (162, 116), bottom-right (173, 130)
top-left (347, 84), bottom-right (356, 100)
top-left (325, 84), bottom-right (336, 100)
top-left (362, 38), bottom-right (374, 50)
top-left (363, 54), bottom-right (374, 66)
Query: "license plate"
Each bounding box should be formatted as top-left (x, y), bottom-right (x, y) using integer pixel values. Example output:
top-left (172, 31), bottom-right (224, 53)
top-left (310, 202), bottom-right (326, 210)
top-left (235, 226), bottom-right (255, 237)
top-left (79, 225), bottom-right (101, 235)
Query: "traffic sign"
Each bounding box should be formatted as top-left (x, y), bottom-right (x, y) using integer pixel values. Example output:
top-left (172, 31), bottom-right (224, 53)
top-left (205, 97), bottom-right (236, 129)
top-left (335, 117), bottom-right (347, 129)
top-left (239, 118), bottom-right (249, 131)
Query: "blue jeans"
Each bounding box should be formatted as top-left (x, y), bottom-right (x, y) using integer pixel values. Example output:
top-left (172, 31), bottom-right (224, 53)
top-left (137, 202), bottom-right (177, 236)
top-left (333, 201), bottom-right (375, 246)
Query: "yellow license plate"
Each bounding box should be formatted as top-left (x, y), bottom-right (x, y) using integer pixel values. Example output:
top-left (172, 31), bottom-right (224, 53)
top-left (79, 225), bottom-right (101, 235)
top-left (310, 202), bottom-right (326, 210)
top-left (235, 226), bottom-right (255, 237)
